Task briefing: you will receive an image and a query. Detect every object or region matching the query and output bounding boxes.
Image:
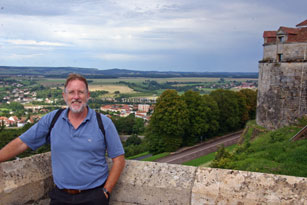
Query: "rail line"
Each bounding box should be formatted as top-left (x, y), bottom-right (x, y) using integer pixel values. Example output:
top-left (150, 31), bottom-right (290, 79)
top-left (155, 131), bottom-right (242, 164)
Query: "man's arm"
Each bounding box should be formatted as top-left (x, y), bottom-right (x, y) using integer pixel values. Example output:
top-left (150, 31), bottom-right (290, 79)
top-left (103, 154), bottom-right (125, 196)
top-left (0, 137), bottom-right (29, 163)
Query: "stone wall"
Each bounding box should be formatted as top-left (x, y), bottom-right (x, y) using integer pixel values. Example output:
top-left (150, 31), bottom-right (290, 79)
top-left (0, 153), bottom-right (53, 205)
top-left (1, 153), bottom-right (307, 205)
top-left (257, 62), bottom-right (307, 129)
top-left (263, 42), bottom-right (307, 61)
top-left (257, 39), bottom-right (307, 129)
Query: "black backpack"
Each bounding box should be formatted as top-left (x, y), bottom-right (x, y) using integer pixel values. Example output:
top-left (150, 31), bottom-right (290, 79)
top-left (46, 108), bottom-right (106, 147)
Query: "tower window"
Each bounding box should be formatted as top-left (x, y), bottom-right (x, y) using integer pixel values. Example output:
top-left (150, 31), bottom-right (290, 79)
top-left (278, 54), bottom-right (283, 62)
top-left (278, 36), bottom-right (285, 43)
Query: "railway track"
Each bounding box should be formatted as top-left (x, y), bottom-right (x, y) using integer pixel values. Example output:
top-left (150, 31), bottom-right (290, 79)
top-left (155, 131), bottom-right (243, 164)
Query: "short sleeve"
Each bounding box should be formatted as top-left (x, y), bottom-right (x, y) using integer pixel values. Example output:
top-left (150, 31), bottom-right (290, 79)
top-left (19, 110), bottom-right (57, 150)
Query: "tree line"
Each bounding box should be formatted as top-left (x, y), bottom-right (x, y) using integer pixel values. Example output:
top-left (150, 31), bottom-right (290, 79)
top-left (145, 89), bottom-right (257, 154)
top-left (0, 88), bottom-right (257, 159)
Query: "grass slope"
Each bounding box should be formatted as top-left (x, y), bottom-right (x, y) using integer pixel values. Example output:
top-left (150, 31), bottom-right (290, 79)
top-left (182, 144), bottom-right (236, 167)
top-left (211, 120), bottom-right (307, 177)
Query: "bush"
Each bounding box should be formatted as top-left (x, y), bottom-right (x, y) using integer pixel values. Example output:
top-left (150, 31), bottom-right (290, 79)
top-left (125, 134), bottom-right (142, 146)
top-left (123, 135), bottom-right (148, 158)
top-left (124, 143), bottom-right (148, 158)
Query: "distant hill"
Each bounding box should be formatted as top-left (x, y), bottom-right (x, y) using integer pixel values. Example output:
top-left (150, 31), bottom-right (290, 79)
top-left (0, 66), bottom-right (258, 79)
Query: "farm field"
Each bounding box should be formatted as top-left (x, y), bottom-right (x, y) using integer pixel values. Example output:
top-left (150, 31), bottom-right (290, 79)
top-left (91, 77), bottom-right (256, 84)
top-left (89, 84), bottom-right (136, 93)
top-left (38, 77), bottom-right (256, 86)
top-left (36, 76), bottom-right (257, 97)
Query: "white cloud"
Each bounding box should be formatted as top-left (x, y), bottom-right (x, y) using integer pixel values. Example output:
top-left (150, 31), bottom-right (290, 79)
top-left (5, 39), bottom-right (67, 47)
top-left (95, 53), bottom-right (166, 61)
top-left (0, 0), bottom-right (306, 71)
top-left (0, 53), bottom-right (43, 60)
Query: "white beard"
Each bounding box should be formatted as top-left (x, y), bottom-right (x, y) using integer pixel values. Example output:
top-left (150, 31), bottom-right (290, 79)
top-left (66, 99), bottom-right (88, 113)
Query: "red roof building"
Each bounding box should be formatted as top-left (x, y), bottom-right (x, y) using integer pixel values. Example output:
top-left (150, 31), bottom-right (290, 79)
top-left (263, 31), bottom-right (277, 43)
top-left (296, 19), bottom-right (307, 27)
top-left (263, 19), bottom-right (307, 44)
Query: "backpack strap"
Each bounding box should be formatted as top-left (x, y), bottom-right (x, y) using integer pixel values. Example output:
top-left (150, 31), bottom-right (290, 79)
top-left (46, 108), bottom-right (65, 143)
top-left (46, 109), bottom-right (107, 149)
top-left (96, 112), bottom-right (106, 148)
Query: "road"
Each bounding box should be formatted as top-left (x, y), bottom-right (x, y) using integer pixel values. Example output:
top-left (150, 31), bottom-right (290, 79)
top-left (155, 131), bottom-right (242, 164)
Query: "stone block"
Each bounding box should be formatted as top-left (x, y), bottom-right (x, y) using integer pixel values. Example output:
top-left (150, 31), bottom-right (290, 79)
top-left (0, 152), bottom-right (53, 205)
top-left (191, 167), bottom-right (307, 205)
top-left (111, 160), bottom-right (197, 205)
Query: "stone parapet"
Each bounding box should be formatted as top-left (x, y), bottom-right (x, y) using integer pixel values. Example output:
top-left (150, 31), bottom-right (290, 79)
top-left (192, 168), bottom-right (307, 205)
top-left (112, 160), bottom-right (197, 204)
top-left (1, 153), bottom-right (307, 205)
top-left (0, 153), bottom-right (53, 205)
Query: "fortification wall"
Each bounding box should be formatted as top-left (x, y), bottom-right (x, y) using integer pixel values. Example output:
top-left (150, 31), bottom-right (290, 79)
top-left (263, 42), bottom-right (307, 61)
top-left (257, 62), bottom-right (307, 129)
top-left (1, 153), bottom-right (307, 205)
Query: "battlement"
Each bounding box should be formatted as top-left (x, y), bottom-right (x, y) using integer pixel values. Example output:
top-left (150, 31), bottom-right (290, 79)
top-left (1, 152), bottom-right (306, 205)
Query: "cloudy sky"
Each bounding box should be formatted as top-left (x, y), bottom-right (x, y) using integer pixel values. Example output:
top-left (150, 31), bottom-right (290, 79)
top-left (0, 0), bottom-right (306, 72)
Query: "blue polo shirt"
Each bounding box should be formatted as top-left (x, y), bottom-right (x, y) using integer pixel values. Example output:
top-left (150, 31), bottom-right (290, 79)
top-left (19, 107), bottom-right (124, 190)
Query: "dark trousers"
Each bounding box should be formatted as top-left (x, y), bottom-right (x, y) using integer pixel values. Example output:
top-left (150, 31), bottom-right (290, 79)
top-left (49, 186), bottom-right (109, 205)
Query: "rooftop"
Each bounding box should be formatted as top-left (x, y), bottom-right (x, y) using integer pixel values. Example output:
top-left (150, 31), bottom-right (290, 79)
top-left (263, 19), bottom-right (307, 43)
top-left (296, 19), bottom-right (307, 27)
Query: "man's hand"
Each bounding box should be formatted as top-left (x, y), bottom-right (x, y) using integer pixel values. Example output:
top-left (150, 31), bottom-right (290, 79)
top-left (102, 187), bottom-right (110, 199)
top-left (103, 154), bottom-right (125, 194)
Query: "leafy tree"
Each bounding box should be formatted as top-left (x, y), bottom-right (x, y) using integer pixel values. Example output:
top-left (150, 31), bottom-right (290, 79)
top-left (133, 118), bottom-right (145, 134)
top-left (201, 94), bottom-right (220, 137)
top-left (235, 92), bottom-right (249, 127)
top-left (0, 121), bottom-right (5, 132)
top-left (112, 114), bottom-right (145, 135)
top-left (29, 84), bottom-right (43, 92)
top-left (90, 90), bottom-right (109, 98)
top-left (36, 88), bottom-right (62, 99)
top-left (125, 134), bottom-right (142, 146)
top-left (145, 89), bottom-right (188, 154)
top-left (181, 90), bottom-right (219, 145)
top-left (238, 89), bottom-right (257, 120)
top-left (123, 134), bottom-right (148, 158)
top-left (210, 89), bottom-right (243, 133)
top-left (88, 98), bottom-right (105, 109)
top-left (4, 102), bottom-right (24, 110)
top-left (112, 115), bottom-right (132, 135)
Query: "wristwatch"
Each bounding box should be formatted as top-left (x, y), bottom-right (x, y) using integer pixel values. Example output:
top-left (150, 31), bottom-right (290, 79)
top-left (102, 187), bottom-right (110, 199)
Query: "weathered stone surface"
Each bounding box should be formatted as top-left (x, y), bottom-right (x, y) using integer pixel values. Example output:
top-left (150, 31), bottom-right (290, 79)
top-left (192, 167), bottom-right (307, 205)
top-left (257, 62), bottom-right (307, 129)
top-left (1, 154), bottom-right (307, 205)
top-left (258, 33), bottom-right (307, 130)
top-left (111, 160), bottom-right (197, 205)
top-left (0, 152), bottom-right (52, 205)
top-left (263, 43), bottom-right (307, 62)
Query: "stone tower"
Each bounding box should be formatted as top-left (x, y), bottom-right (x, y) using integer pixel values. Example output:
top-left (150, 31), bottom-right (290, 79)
top-left (257, 20), bottom-right (307, 129)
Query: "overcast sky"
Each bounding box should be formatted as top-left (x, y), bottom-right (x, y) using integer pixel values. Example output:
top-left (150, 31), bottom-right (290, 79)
top-left (0, 0), bottom-right (306, 72)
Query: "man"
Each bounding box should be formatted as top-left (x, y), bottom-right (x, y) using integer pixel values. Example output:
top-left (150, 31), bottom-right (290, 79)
top-left (0, 73), bottom-right (125, 205)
